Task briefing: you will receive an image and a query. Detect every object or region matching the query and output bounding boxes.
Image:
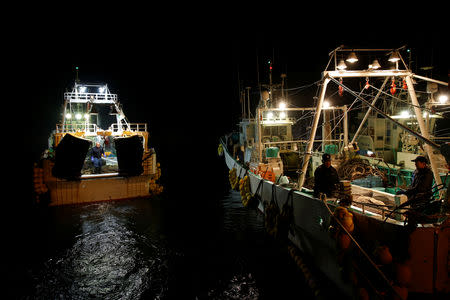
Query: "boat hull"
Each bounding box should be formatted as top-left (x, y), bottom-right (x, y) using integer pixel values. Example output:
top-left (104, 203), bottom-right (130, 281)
top-left (45, 173), bottom-right (154, 206)
top-left (222, 139), bottom-right (449, 295)
top-left (35, 148), bottom-right (160, 206)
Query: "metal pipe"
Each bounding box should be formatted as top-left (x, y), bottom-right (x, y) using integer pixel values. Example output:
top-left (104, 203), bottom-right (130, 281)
top-left (257, 107), bottom-right (262, 162)
top-left (343, 105), bottom-right (348, 147)
top-left (351, 77), bottom-right (389, 145)
top-left (412, 74), bottom-right (448, 86)
top-left (298, 77), bottom-right (330, 188)
top-left (405, 75), bottom-right (443, 194)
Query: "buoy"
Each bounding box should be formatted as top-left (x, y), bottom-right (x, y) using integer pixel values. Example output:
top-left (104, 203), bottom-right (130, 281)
top-left (341, 213), bottom-right (354, 233)
top-left (395, 263), bottom-right (412, 286)
top-left (334, 206), bottom-right (348, 220)
top-left (338, 232), bottom-right (351, 250)
top-left (374, 245), bottom-right (393, 265)
top-left (228, 168), bottom-right (239, 190)
top-left (358, 287), bottom-right (369, 300)
top-left (392, 285), bottom-right (408, 300)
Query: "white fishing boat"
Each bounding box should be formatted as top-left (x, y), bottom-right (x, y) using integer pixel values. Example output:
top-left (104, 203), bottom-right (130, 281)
top-left (33, 79), bottom-right (163, 206)
top-left (221, 46), bottom-right (449, 298)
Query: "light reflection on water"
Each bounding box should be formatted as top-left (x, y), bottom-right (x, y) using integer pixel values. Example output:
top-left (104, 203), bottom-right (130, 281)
top-left (20, 186), bottom-right (308, 299)
top-left (30, 200), bottom-right (172, 300)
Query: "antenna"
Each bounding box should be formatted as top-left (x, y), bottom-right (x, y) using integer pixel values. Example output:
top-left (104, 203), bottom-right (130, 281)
top-left (75, 66), bottom-right (80, 83)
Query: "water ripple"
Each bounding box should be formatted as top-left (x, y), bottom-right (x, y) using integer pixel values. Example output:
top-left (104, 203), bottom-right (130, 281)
top-left (30, 201), bottom-right (170, 300)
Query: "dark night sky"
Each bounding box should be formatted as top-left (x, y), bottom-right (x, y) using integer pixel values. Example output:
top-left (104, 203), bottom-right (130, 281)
top-left (10, 8), bottom-right (448, 204)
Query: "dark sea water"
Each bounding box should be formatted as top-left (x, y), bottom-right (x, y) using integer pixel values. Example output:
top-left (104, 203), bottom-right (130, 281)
top-left (7, 157), bottom-right (314, 300)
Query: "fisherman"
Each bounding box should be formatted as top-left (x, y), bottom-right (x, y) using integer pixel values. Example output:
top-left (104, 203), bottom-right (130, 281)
top-left (314, 153), bottom-right (340, 198)
top-left (91, 142), bottom-right (105, 174)
top-left (396, 155), bottom-right (434, 227)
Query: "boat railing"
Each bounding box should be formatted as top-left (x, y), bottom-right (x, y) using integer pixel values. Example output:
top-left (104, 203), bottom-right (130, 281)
top-left (64, 92), bottom-right (117, 103)
top-left (56, 123), bottom-right (98, 133)
top-left (111, 123), bottom-right (147, 132)
top-left (56, 123), bottom-right (147, 134)
top-left (263, 139), bottom-right (342, 151)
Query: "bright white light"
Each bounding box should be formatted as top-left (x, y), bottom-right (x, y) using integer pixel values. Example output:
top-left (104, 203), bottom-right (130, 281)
top-left (278, 102), bottom-right (286, 109)
top-left (337, 59), bottom-right (347, 70)
top-left (388, 51), bottom-right (400, 62)
top-left (65, 113), bottom-right (72, 119)
top-left (438, 94), bottom-right (448, 104)
top-left (400, 111), bottom-right (409, 118)
top-left (371, 59), bottom-right (381, 69)
top-left (79, 86), bottom-right (86, 93)
top-left (367, 150), bottom-right (374, 155)
top-left (75, 113), bottom-right (82, 120)
top-left (84, 113), bottom-right (89, 119)
top-left (99, 87), bottom-right (105, 93)
top-left (346, 52), bottom-right (358, 63)
top-left (267, 112), bottom-right (274, 119)
top-left (322, 101), bottom-right (330, 109)
top-left (279, 112), bottom-right (286, 119)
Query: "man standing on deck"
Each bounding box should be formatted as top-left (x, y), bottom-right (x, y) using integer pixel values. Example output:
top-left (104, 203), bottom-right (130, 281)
top-left (314, 153), bottom-right (340, 198)
top-left (396, 156), bottom-right (433, 209)
top-left (91, 142), bottom-right (105, 174)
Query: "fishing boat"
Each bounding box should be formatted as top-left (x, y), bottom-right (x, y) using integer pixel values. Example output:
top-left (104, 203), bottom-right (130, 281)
top-left (221, 46), bottom-right (449, 298)
top-left (33, 80), bottom-right (163, 206)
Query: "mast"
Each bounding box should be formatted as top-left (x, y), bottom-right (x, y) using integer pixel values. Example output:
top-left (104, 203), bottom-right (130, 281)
top-left (405, 75), bottom-right (443, 196)
top-left (298, 77), bottom-right (330, 188)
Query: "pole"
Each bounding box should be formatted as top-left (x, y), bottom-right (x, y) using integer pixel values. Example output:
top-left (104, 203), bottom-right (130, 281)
top-left (405, 75), bottom-right (443, 195)
top-left (246, 87), bottom-right (251, 119)
top-left (298, 77), bottom-right (330, 188)
top-left (351, 77), bottom-right (389, 144)
top-left (343, 105), bottom-right (348, 147)
top-left (412, 74), bottom-right (448, 86)
top-left (322, 108), bottom-right (331, 151)
top-left (257, 106), bottom-right (262, 162)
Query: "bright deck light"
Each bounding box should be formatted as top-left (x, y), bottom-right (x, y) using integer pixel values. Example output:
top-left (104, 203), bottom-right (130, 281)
top-left (267, 111), bottom-right (274, 119)
top-left (346, 52), bottom-right (358, 63)
top-left (279, 112), bottom-right (286, 119)
top-left (65, 113), bottom-right (72, 119)
top-left (438, 94), bottom-right (448, 104)
top-left (337, 59), bottom-right (347, 70)
top-left (322, 101), bottom-right (330, 109)
top-left (371, 59), bottom-right (381, 69)
top-left (400, 110), bottom-right (409, 118)
top-left (278, 102), bottom-right (286, 109)
top-left (75, 113), bottom-right (82, 120)
top-left (388, 51), bottom-right (400, 62)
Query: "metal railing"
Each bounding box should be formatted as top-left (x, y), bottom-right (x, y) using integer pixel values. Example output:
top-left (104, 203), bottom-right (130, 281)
top-left (111, 123), bottom-right (147, 132)
top-left (56, 123), bottom-right (98, 133)
top-left (64, 92), bottom-right (118, 103)
top-left (56, 123), bottom-right (147, 133)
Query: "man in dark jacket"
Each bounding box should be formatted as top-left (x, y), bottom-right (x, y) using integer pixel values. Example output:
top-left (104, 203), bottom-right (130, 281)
top-left (314, 153), bottom-right (340, 198)
top-left (91, 142), bottom-right (105, 174)
top-left (396, 156), bottom-right (433, 210)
